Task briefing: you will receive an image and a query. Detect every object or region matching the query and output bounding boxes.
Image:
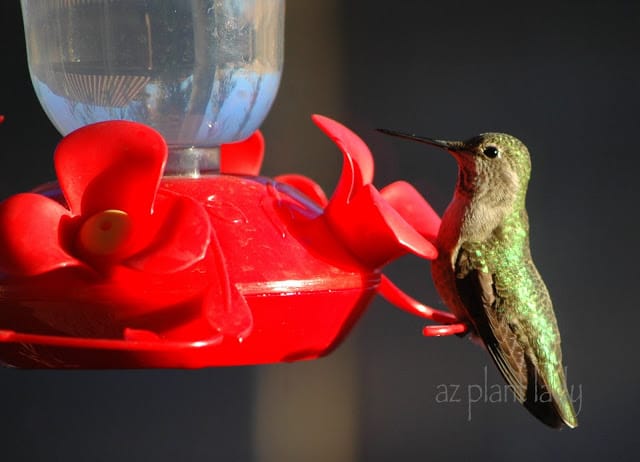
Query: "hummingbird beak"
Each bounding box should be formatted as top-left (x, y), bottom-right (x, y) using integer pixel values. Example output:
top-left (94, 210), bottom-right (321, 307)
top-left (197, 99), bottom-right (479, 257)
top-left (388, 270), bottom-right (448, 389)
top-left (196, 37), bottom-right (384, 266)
top-left (376, 128), bottom-right (463, 153)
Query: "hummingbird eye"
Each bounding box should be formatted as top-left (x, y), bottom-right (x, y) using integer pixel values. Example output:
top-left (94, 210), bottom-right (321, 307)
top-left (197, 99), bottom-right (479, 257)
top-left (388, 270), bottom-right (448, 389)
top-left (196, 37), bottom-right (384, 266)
top-left (483, 146), bottom-right (499, 158)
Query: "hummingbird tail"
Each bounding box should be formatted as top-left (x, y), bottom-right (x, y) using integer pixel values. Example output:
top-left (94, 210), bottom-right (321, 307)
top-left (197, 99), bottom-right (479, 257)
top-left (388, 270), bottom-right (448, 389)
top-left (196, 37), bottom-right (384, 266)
top-left (523, 360), bottom-right (579, 429)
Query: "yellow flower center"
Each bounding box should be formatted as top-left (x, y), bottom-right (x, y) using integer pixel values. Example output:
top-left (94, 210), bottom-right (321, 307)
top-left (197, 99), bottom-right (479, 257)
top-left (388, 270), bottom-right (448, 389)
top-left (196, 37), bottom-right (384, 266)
top-left (78, 209), bottom-right (133, 256)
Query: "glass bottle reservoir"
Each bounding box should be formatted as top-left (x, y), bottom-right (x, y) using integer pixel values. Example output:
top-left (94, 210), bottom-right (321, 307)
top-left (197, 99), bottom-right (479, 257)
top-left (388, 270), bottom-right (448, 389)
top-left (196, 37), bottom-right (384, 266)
top-left (20, 0), bottom-right (285, 174)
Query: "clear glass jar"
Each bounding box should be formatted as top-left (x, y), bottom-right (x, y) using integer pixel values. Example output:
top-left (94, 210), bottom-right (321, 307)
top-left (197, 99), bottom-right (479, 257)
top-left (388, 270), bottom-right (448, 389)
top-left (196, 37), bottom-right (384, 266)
top-left (21, 0), bottom-right (285, 174)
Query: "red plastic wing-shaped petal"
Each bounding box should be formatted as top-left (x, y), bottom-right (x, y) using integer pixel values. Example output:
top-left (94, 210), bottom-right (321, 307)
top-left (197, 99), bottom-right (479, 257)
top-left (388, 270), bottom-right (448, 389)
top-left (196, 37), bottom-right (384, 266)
top-left (125, 192), bottom-right (211, 274)
top-left (333, 185), bottom-right (438, 267)
top-left (312, 115), bottom-right (374, 205)
top-left (380, 181), bottom-right (441, 242)
top-left (220, 131), bottom-right (265, 176)
top-left (0, 193), bottom-right (81, 276)
top-left (54, 121), bottom-right (167, 218)
top-left (313, 115), bottom-right (438, 268)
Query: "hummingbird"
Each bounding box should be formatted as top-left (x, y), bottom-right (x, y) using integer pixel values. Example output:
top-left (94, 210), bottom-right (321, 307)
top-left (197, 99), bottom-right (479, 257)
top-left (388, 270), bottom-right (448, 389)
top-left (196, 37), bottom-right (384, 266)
top-left (377, 128), bottom-right (578, 429)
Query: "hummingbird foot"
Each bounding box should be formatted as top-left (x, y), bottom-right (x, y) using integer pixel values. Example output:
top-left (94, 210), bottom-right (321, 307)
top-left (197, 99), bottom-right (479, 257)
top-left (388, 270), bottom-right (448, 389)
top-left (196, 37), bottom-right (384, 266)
top-left (379, 275), bottom-right (464, 328)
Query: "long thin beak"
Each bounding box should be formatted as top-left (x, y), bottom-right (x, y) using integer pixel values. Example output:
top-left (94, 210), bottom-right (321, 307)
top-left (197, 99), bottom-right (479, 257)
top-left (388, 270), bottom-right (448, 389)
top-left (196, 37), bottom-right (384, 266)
top-left (376, 128), bottom-right (462, 152)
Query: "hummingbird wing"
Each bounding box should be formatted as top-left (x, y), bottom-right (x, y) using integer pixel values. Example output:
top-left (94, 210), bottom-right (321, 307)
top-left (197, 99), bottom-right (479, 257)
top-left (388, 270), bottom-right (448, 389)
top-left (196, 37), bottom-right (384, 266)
top-left (454, 246), bottom-right (571, 428)
top-left (454, 248), bottom-right (529, 402)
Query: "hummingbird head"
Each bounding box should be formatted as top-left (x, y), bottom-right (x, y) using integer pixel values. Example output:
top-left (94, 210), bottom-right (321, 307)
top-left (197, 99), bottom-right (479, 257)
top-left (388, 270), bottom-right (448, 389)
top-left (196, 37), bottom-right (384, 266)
top-left (377, 129), bottom-right (532, 203)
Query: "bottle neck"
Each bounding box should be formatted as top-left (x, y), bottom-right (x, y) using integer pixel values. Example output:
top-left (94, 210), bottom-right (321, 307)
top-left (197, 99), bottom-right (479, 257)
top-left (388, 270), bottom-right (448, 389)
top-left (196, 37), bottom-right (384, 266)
top-left (164, 147), bottom-right (220, 177)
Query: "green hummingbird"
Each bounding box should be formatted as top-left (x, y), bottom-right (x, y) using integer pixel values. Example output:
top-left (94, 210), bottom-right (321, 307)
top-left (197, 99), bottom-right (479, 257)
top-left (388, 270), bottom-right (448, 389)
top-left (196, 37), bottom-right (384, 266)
top-left (377, 128), bottom-right (578, 429)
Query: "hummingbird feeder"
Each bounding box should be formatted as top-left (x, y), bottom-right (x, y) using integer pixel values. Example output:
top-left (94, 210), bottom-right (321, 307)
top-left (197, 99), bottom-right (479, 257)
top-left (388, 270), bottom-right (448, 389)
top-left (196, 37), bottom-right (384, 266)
top-left (0, 0), bottom-right (462, 368)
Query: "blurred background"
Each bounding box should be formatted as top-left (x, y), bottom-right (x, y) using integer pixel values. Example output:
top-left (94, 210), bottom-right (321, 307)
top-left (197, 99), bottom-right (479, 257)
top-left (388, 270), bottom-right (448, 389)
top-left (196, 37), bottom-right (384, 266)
top-left (1, 0), bottom-right (638, 460)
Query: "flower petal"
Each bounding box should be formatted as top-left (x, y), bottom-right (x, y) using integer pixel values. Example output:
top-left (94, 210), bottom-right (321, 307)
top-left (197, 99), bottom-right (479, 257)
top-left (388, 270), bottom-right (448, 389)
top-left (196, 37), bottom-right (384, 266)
top-left (274, 174), bottom-right (329, 207)
top-left (313, 115), bottom-right (438, 268)
top-left (328, 185), bottom-right (438, 268)
top-left (220, 131), bottom-right (265, 176)
top-left (380, 181), bottom-right (441, 241)
top-left (125, 191), bottom-right (211, 274)
top-left (54, 121), bottom-right (167, 217)
top-left (312, 115), bottom-right (374, 206)
top-left (0, 193), bottom-right (81, 276)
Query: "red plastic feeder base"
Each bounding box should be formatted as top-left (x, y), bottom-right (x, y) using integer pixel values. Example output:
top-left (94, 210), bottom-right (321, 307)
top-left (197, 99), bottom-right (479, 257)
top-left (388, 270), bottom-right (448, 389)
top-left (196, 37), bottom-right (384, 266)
top-left (0, 115), bottom-right (452, 368)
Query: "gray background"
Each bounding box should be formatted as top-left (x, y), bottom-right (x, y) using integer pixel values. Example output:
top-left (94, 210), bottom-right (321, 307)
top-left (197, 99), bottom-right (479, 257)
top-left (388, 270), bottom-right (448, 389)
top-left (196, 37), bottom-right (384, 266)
top-left (0, 0), bottom-right (637, 460)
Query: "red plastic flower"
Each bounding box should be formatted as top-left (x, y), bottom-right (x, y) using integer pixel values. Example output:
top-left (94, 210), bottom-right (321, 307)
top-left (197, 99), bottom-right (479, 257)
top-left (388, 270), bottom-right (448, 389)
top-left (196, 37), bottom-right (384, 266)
top-left (275, 116), bottom-right (461, 334)
top-left (277, 115), bottom-right (441, 269)
top-left (0, 115), bottom-right (462, 367)
top-left (0, 121), bottom-right (211, 276)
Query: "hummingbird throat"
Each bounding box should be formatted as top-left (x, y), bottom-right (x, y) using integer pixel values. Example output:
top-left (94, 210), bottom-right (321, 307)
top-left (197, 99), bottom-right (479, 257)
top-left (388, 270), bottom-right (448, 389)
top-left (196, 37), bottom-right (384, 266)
top-left (455, 162), bottom-right (477, 198)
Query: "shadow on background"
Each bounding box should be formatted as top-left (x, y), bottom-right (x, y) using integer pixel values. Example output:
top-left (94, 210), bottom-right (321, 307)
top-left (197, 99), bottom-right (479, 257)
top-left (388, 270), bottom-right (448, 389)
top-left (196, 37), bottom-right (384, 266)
top-left (1, 0), bottom-right (638, 460)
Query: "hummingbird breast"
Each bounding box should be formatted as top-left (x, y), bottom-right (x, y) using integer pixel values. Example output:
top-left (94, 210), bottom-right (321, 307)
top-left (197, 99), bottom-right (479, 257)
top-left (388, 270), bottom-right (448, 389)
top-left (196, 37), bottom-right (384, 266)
top-left (431, 190), bottom-right (519, 316)
top-left (431, 198), bottom-right (472, 321)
